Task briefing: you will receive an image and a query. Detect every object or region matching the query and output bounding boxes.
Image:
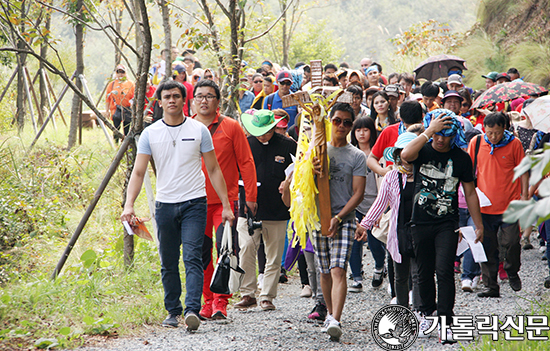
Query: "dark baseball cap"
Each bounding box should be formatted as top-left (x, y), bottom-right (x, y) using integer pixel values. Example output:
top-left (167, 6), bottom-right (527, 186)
top-left (495, 73), bottom-right (511, 82)
top-left (383, 84), bottom-right (399, 98)
top-left (276, 70), bottom-right (293, 83)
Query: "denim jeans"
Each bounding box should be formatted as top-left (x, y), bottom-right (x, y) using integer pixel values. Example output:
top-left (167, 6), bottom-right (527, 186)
top-left (412, 221), bottom-right (459, 320)
top-left (156, 196), bottom-right (207, 316)
top-left (351, 211), bottom-right (385, 281)
top-left (458, 208), bottom-right (481, 280)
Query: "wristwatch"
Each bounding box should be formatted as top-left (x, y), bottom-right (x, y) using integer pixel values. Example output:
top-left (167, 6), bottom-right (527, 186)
top-left (334, 215), bottom-right (343, 223)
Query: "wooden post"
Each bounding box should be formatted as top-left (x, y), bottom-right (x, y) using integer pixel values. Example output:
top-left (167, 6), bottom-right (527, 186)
top-left (22, 66), bottom-right (37, 134)
top-left (45, 71), bottom-right (68, 126)
top-left (0, 66), bottom-right (18, 105)
top-left (24, 67), bottom-right (44, 125)
top-left (79, 75), bottom-right (114, 149)
top-left (52, 133), bottom-right (134, 279)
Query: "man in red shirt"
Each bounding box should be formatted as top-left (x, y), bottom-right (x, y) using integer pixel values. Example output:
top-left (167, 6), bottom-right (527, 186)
top-left (191, 79), bottom-right (258, 319)
top-left (468, 112), bottom-right (529, 298)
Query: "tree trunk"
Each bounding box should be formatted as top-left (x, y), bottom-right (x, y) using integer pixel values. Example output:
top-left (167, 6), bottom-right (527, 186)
top-left (39, 11), bottom-right (51, 118)
top-left (15, 0), bottom-right (27, 132)
top-left (159, 0), bottom-right (171, 62)
top-left (114, 9), bottom-right (123, 65)
top-left (221, 0), bottom-right (241, 118)
top-left (68, 0), bottom-right (84, 149)
top-left (281, 0), bottom-right (288, 68)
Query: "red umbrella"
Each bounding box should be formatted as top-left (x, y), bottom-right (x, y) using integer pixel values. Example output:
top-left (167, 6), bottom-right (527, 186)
top-left (472, 81), bottom-right (548, 109)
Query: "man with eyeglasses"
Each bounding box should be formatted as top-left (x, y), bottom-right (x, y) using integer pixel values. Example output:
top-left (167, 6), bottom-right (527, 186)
top-left (105, 64), bottom-right (135, 142)
top-left (191, 79), bottom-right (258, 320)
top-left (263, 70), bottom-right (298, 129)
top-left (312, 103), bottom-right (366, 341)
top-left (121, 80), bottom-right (234, 331)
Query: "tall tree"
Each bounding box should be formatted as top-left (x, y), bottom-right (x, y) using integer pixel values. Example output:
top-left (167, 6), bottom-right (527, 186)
top-left (159, 0), bottom-right (171, 63)
top-left (38, 8), bottom-right (51, 117)
top-left (67, 0), bottom-right (85, 149)
top-left (15, 0), bottom-right (28, 132)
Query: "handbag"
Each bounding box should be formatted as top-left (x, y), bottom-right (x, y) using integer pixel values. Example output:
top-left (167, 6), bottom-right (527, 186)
top-left (397, 174), bottom-right (415, 257)
top-left (371, 209), bottom-right (390, 244)
top-left (210, 221), bottom-right (245, 295)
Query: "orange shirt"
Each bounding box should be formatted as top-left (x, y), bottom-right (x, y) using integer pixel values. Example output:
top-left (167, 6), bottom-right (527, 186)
top-left (468, 137), bottom-right (524, 215)
top-left (106, 78), bottom-right (135, 116)
top-left (194, 114), bottom-right (257, 205)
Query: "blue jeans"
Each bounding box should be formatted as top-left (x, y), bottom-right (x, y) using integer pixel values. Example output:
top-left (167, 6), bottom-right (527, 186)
top-left (155, 197), bottom-right (207, 316)
top-left (351, 211), bottom-right (385, 281)
top-left (458, 208), bottom-right (481, 280)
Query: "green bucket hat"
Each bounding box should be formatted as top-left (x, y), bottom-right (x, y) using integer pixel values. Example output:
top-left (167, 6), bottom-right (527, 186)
top-left (241, 109), bottom-right (284, 136)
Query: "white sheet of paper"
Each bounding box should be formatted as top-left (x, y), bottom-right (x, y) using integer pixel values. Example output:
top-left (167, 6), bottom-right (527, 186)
top-left (122, 221), bottom-right (135, 235)
top-left (456, 235), bottom-right (469, 256)
top-left (475, 188), bottom-right (492, 207)
top-left (285, 163), bottom-right (295, 178)
top-left (460, 226), bottom-right (487, 263)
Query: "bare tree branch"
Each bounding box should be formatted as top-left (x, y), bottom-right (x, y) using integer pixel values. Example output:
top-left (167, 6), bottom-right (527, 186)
top-left (169, 1), bottom-right (209, 29)
top-left (0, 47), bottom-right (124, 139)
top-left (214, 0), bottom-right (231, 19)
top-left (244, 0), bottom-right (295, 44)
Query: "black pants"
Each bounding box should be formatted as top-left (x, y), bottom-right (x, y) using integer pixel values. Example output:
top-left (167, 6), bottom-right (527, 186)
top-left (393, 253), bottom-right (420, 309)
top-left (480, 214), bottom-right (521, 292)
top-left (412, 221), bottom-right (458, 321)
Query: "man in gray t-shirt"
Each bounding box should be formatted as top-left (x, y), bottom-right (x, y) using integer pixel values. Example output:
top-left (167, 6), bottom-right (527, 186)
top-left (313, 103), bottom-right (366, 341)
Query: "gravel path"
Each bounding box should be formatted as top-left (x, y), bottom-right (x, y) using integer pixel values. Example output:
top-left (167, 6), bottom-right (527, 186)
top-left (79, 238), bottom-right (550, 351)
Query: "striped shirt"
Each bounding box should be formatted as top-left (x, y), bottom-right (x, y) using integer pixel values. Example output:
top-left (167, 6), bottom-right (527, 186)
top-left (359, 169), bottom-right (411, 263)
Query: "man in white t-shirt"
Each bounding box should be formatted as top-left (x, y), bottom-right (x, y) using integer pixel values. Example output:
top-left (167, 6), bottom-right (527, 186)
top-left (121, 80), bottom-right (234, 331)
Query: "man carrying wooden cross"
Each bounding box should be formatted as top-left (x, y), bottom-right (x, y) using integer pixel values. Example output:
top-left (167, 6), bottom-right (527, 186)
top-left (312, 102), bottom-right (366, 342)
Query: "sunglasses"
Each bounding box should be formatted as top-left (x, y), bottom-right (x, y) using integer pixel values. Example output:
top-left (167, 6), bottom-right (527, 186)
top-left (253, 80), bottom-right (263, 84)
top-left (462, 103), bottom-right (470, 107)
top-left (279, 81), bottom-right (292, 86)
top-left (116, 70), bottom-right (125, 74)
top-left (204, 75), bottom-right (213, 79)
top-left (332, 117), bottom-right (353, 128)
top-left (193, 75), bottom-right (200, 79)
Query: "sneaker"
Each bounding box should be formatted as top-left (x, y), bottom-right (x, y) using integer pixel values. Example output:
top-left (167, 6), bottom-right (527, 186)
top-left (279, 268), bottom-right (288, 284)
top-left (454, 261), bottom-right (461, 274)
top-left (477, 289), bottom-right (500, 298)
top-left (234, 295), bottom-right (257, 309)
top-left (509, 274), bottom-right (522, 292)
top-left (199, 302), bottom-right (213, 319)
top-left (544, 276), bottom-right (550, 289)
top-left (321, 315), bottom-right (336, 332)
top-left (438, 324), bottom-right (457, 344)
top-left (257, 273), bottom-right (265, 290)
top-left (308, 301), bottom-right (327, 321)
top-left (414, 311), bottom-right (433, 338)
top-left (472, 276), bottom-right (480, 290)
top-left (162, 314), bottom-right (179, 328)
top-left (300, 285), bottom-right (313, 298)
top-left (523, 243), bottom-right (534, 250)
top-left (349, 281), bottom-right (363, 293)
top-left (327, 320), bottom-right (342, 341)
top-left (461, 279), bottom-right (473, 292)
top-left (212, 298), bottom-right (228, 319)
top-left (498, 262), bottom-right (508, 281)
top-left (184, 312), bottom-right (200, 331)
top-left (372, 268), bottom-right (384, 288)
top-left (539, 246), bottom-right (547, 253)
top-left (543, 255), bottom-right (548, 261)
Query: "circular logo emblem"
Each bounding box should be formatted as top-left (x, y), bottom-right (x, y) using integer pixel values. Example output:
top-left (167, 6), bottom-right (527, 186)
top-left (371, 305), bottom-right (419, 351)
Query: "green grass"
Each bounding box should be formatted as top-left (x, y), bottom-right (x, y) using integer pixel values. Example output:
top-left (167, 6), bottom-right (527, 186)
top-left (0, 124), bottom-right (165, 349)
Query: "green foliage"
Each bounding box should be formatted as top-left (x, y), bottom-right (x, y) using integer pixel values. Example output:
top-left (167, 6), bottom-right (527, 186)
top-left (453, 31), bottom-right (509, 90)
top-left (390, 20), bottom-right (461, 58)
top-left (286, 19), bottom-right (344, 66)
top-left (509, 41), bottom-right (550, 87)
top-left (0, 127), bottom-right (164, 349)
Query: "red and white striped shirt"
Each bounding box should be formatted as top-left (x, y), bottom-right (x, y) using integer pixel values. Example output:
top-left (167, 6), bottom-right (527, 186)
top-left (360, 169), bottom-right (411, 263)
